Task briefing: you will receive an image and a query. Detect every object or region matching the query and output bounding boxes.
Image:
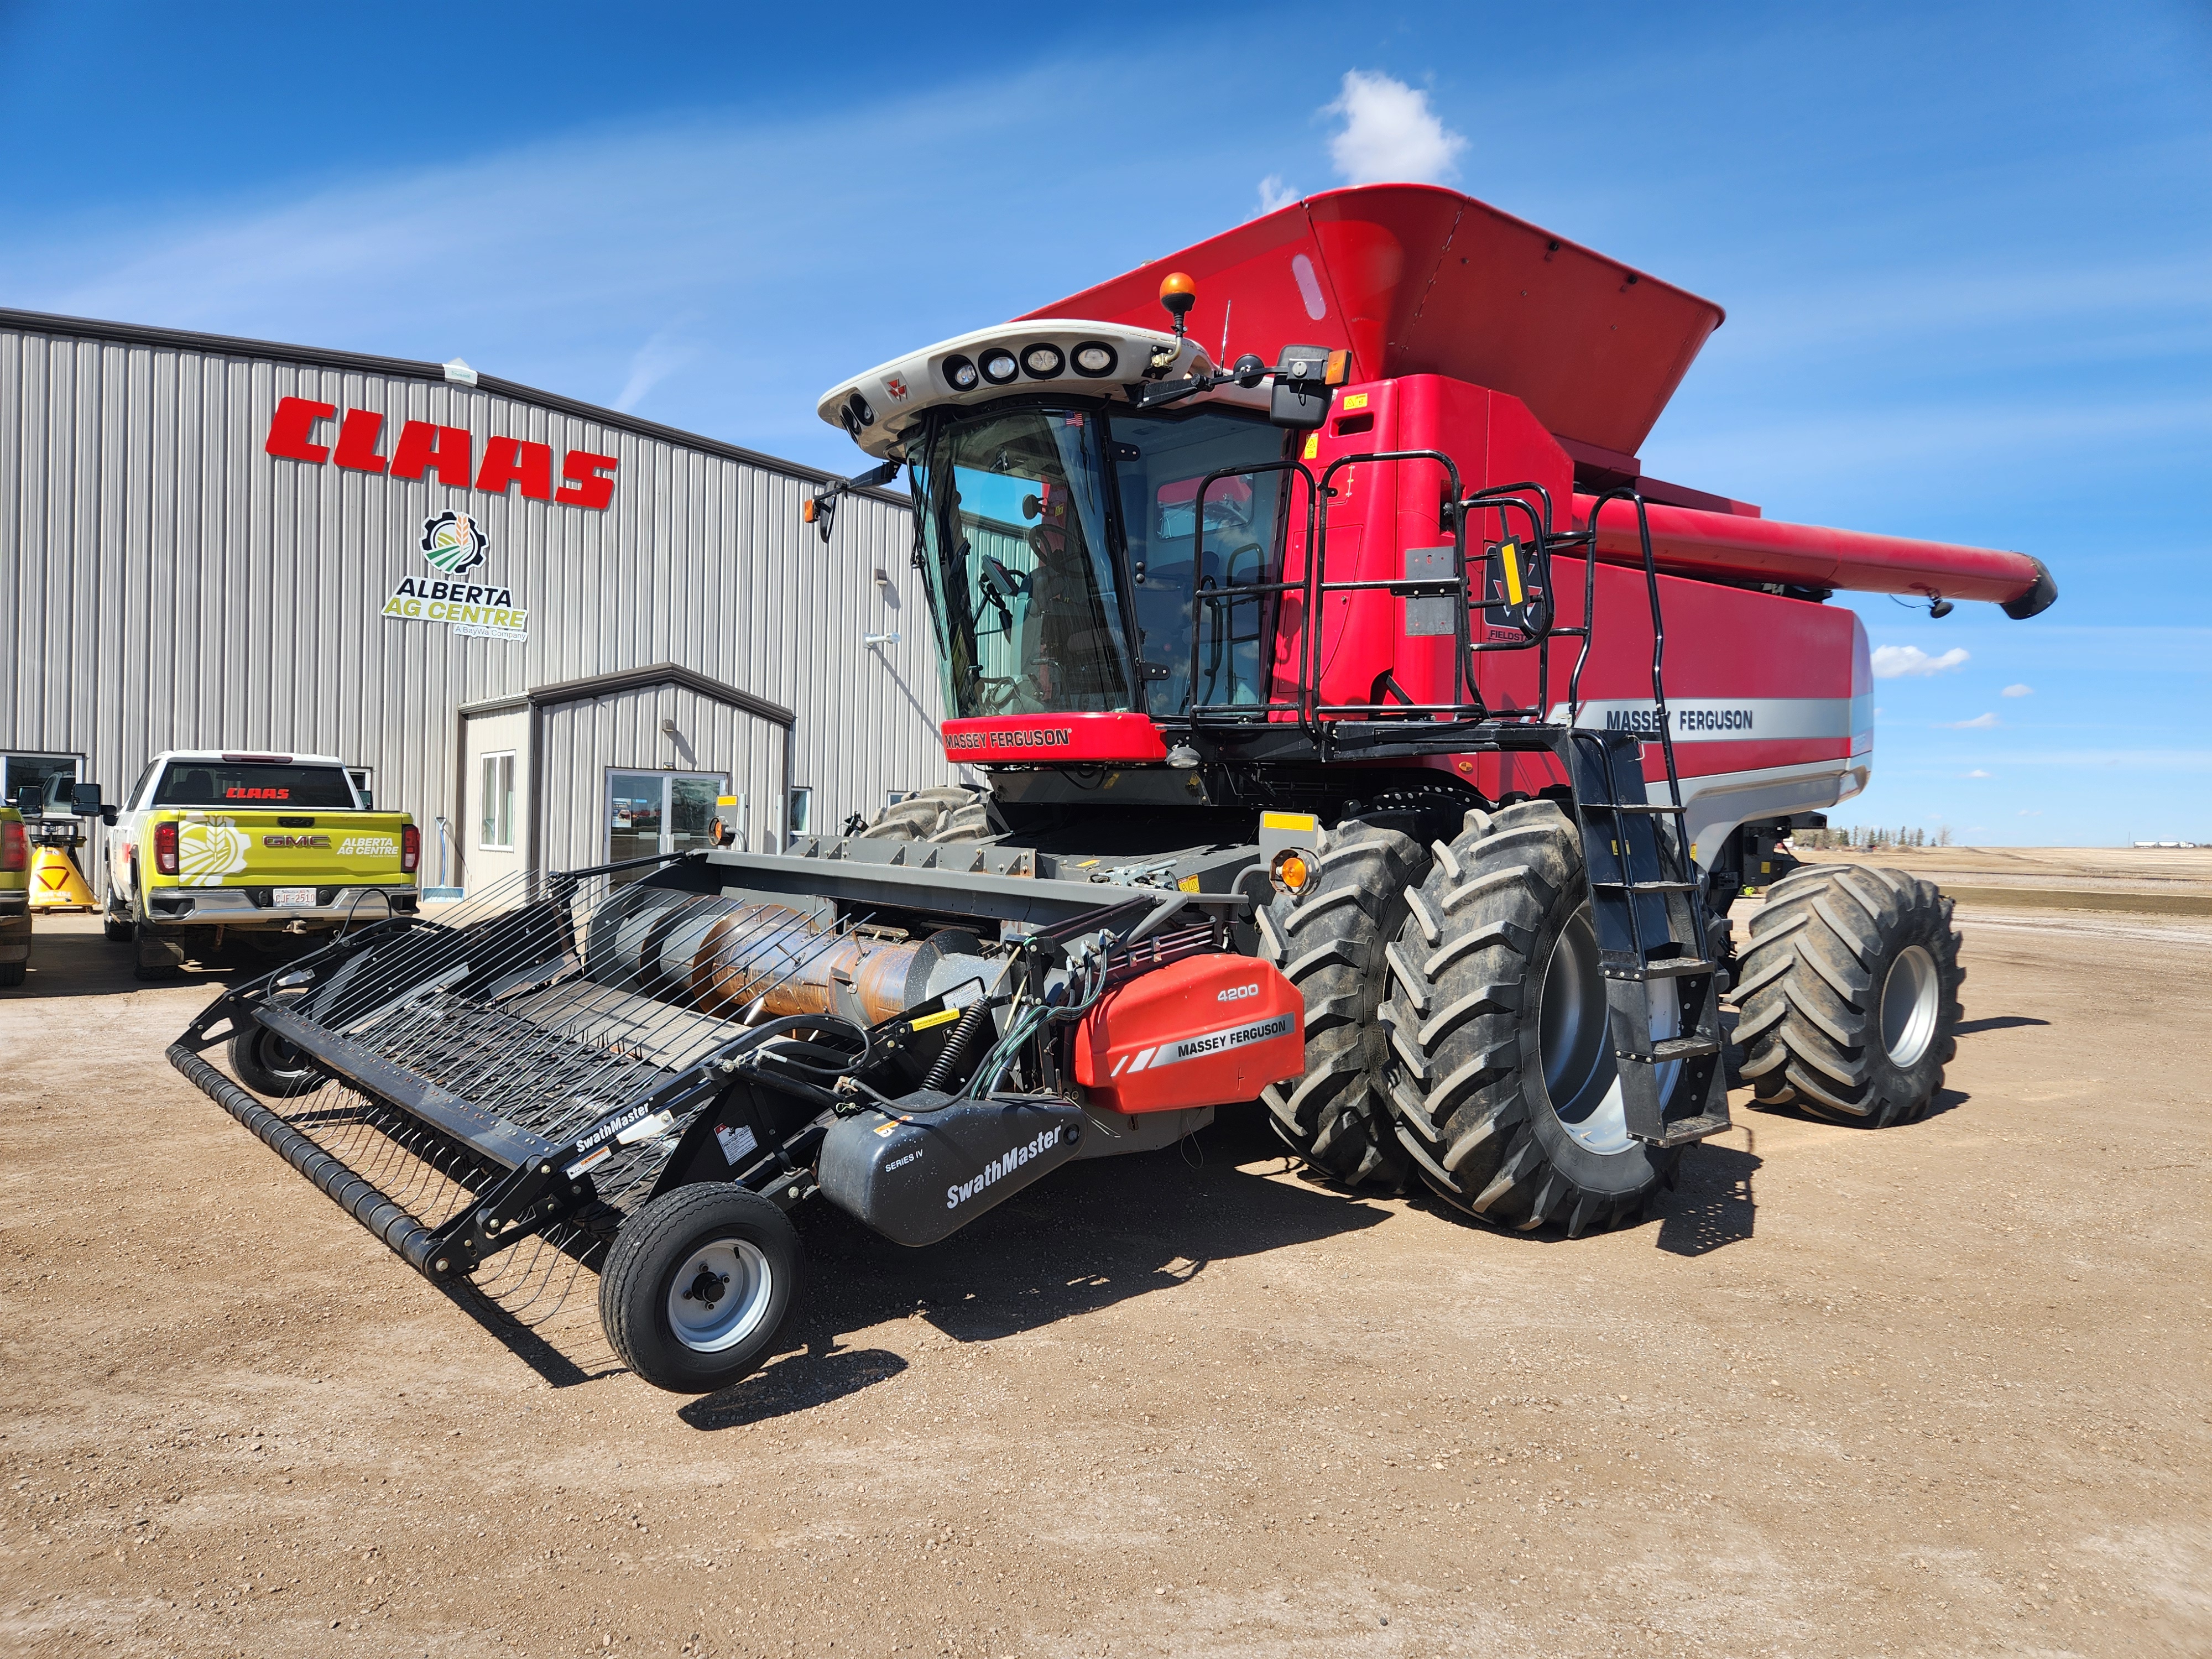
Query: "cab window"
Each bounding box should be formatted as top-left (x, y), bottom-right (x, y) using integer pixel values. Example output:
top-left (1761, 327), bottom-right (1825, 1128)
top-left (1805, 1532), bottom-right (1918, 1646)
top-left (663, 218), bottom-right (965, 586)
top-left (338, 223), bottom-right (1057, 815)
top-left (151, 763), bottom-right (358, 808)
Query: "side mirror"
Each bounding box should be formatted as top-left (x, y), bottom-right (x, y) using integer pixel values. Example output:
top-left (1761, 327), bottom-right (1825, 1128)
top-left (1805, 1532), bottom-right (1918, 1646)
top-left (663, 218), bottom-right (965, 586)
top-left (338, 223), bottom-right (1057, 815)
top-left (1268, 346), bottom-right (1348, 430)
top-left (70, 782), bottom-right (104, 816)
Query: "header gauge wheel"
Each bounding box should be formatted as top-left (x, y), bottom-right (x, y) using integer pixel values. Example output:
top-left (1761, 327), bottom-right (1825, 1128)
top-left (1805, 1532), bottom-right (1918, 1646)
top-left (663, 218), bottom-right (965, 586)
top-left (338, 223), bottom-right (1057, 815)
top-left (600, 1183), bottom-right (801, 1394)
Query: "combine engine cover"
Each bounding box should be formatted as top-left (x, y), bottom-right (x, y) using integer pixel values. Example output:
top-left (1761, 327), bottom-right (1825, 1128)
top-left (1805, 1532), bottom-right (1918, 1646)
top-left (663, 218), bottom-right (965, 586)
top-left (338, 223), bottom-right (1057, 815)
top-left (1073, 954), bottom-right (1305, 1113)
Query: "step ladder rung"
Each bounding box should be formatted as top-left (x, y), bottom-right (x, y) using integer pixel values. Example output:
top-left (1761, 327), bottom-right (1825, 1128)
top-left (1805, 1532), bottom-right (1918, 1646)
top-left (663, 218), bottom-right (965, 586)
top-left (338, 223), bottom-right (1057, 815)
top-left (1605, 957), bottom-right (1718, 983)
top-left (1619, 1035), bottom-right (1722, 1064)
top-left (1589, 878), bottom-right (1699, 894)
top-left (1636, 1112), bottom-right (1733, 1149)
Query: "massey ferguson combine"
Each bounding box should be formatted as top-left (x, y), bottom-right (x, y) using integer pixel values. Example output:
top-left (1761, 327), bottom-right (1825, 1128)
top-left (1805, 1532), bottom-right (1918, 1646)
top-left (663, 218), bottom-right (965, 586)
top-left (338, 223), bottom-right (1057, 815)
top-left (170, 186), bottom-right (2053, 1392)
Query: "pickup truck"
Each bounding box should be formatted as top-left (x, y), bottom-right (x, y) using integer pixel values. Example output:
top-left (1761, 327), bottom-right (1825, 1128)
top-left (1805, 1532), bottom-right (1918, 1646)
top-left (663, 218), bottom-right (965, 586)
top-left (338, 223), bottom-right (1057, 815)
top-left (106, 750), bottom-right (420, 980)
top-left (0, 805), bottom-right (28, 987)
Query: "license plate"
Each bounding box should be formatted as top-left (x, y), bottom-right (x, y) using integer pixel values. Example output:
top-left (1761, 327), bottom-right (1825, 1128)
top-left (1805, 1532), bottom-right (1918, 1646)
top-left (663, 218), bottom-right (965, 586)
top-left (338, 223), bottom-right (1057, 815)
top-left (273, 886), bottom-right (316, 908)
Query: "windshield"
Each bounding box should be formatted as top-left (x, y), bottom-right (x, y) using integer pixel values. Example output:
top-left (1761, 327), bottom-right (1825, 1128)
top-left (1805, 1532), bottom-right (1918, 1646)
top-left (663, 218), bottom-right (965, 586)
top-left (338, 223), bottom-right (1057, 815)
top-left (910, 403), bottom-right (1292, 722)
top-left (911, 408), bottom-right (1131, 718)
top-left (152, 761), bottom-right (359, 808)
top-left (1110, 408), bottom-right (1291, 714)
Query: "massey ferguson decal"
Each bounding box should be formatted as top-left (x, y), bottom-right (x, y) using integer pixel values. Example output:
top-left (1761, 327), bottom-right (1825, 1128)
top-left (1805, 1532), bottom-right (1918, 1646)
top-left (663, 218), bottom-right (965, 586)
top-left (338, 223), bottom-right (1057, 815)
top-left (264, 397), bottom-right (619, 509)
top-left (945, 727), bottom-right (1076, 752)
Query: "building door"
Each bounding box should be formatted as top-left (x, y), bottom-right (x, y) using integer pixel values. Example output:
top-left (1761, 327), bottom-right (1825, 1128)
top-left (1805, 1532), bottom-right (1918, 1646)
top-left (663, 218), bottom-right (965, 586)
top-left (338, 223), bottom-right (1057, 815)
top-left (607, 771), bottom-right (727, 881)
top-left (460, 708), bottom-right (530, 895)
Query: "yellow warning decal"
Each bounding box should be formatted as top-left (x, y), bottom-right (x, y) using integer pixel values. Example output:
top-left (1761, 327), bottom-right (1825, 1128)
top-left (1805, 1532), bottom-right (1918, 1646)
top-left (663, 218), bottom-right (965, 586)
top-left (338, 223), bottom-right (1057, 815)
top-left (716, 796), bottom-right (739, 806)
top-left (1499, 541), bottom-right (1525, 606)
top-left (1260, 810), bottom-right (1319, 833)
top-left (1178, 875), bottom-right (1201, 893)
top-left (909, 1007), bottom-right (962, 1031)
top-left (1341, 392), bottom-right (1369, 410)
top-left (1302, 434), bottom-right (1319, 460)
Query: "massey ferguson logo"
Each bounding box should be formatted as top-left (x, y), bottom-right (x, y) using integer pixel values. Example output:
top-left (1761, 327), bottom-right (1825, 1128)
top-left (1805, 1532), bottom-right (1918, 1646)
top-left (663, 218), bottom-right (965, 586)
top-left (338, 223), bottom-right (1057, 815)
top-left (946, 728), bottom-right (1074, 752)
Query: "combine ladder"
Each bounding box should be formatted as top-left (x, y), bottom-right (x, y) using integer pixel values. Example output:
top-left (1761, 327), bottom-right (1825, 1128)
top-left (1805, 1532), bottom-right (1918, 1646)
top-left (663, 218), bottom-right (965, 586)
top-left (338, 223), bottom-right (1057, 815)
top-left (1564, 491), bottom-right (1731, 1149)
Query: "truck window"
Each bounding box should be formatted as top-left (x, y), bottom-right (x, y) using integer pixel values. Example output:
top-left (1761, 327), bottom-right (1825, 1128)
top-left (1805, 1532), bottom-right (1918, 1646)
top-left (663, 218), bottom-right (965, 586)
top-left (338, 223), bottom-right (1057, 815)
top-left (124, 760), bottom-right (157, 811)
top-left (150, 762), bottom-right (359, 808)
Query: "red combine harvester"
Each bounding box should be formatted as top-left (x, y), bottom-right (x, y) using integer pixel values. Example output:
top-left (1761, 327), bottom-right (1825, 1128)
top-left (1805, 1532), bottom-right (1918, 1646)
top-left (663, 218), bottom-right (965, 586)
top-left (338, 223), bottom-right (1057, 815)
top-left (171, 186), bottom-right (2051, 1391)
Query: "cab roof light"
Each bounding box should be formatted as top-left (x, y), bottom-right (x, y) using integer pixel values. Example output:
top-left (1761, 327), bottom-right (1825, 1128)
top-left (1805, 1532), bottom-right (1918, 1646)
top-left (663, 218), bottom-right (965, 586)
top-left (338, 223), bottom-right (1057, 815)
top-left (979, 347), bottom-right (1020, 385)
top-left (942, 353), bottom-right (980, 392)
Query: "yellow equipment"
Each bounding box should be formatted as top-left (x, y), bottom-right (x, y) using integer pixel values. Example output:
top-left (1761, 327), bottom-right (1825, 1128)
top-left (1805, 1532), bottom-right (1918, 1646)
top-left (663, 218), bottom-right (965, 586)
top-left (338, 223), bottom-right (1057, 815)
top-left (29, 843), bottom-right (97, 912)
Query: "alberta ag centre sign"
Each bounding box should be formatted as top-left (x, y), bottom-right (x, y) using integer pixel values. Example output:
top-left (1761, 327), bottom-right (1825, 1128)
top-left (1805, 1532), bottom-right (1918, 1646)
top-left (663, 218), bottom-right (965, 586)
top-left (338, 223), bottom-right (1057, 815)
top-left (263, 394), bottom-right (619, 648)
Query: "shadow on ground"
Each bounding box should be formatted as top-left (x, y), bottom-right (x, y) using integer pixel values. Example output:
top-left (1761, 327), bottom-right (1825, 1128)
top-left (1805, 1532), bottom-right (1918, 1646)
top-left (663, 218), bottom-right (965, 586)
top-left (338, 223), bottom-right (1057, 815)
top-left (1655, 1139), bottom-right (1761, 1257)
top-left (680, 1108), bottom-right (1388, 1427)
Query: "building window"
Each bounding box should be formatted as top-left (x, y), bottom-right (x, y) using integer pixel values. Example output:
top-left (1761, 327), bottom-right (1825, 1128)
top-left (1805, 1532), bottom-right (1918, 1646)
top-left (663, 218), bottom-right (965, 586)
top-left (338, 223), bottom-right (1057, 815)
top-left (479, 752), bottom-right (516, 849)
top-left (789, 787), bottom-right (813, 836)
top-left (607, 771), bottom-right (729, 881)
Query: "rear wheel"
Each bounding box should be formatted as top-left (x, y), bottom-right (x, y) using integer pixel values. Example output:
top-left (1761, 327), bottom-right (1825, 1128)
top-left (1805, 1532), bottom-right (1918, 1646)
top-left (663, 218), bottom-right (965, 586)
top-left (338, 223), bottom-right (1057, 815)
top-left (1378, 800), bottom-right (1678, 1235)
top-left (1257, 820), bottom-right (1428, 1188)
top-left (599, 1183), bottom-right (801, 1394)
top-left (1734, 865), bottom-right (1963, 1126)
top-left (131, 921), bottom-right (180, 982)
top-left (858, 786), bottom-right (993, 843)
top-left (227, 1019), bottom-right (328, 1097)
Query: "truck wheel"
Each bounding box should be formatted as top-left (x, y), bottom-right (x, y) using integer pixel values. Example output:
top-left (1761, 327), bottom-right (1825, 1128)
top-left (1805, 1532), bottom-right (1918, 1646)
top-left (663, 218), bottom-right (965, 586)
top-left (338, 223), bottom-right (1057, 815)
top-left (1378, 801), bottom-right (1678, 1237)
top-left (857, 786), bottom-right (982, 842)
top-left (131, 922), bottom-right (180, 982)
top-left (599, 1183), bottom-right (800, 1394)
top-left (227, 1020), bottom-right (328, 1097)
top-left (1256, 820), bottom-right (1429, 1188)
top-left (1734, 865), bottom-right (1963, 1126)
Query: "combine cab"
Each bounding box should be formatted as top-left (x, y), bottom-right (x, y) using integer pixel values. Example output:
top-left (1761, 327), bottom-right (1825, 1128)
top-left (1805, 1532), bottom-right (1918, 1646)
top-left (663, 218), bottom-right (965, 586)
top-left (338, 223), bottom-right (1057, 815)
top-left (172, 185), bottom-right (2044, 1391)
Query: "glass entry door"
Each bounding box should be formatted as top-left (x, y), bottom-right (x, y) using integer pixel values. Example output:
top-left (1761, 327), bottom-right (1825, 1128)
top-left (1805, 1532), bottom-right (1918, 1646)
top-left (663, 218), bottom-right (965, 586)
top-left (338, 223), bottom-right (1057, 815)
top-left (607, 771), bottom-right (727, 880)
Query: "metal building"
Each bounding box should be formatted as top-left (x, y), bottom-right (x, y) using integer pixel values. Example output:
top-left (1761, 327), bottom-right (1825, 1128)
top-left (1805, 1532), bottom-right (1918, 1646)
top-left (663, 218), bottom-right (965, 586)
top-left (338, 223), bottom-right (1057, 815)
top-left (0, 306), bottom-right (953, 896)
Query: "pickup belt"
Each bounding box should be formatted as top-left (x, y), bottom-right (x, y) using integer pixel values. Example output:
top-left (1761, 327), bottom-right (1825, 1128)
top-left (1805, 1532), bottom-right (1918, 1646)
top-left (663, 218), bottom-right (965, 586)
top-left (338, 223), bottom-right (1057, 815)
top-left (255, 1001), bottom-right (556, 1170)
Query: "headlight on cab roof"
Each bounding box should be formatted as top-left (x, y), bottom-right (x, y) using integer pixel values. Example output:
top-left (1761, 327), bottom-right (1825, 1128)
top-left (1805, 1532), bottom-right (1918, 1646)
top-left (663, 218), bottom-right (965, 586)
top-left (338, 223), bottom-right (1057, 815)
top-left (1071, 341), bottom-right (1118, 378)
top-left (1019, 343), bottom-right (1065, 379)
top-left (979, 347), bottom-right (1020, 385)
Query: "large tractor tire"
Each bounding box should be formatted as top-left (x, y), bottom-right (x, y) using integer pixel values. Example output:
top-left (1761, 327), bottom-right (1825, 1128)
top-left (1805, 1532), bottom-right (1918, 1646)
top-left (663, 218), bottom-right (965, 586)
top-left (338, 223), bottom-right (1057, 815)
top-left (1734, 865), bottom-right (1963, 1126)
top-left (858, 786), bottom-right (1000, 843)
top-left (1378, 800), bottom-right (1681, 1236)
top-left (1256, 820), bottom-right (1428, 1188)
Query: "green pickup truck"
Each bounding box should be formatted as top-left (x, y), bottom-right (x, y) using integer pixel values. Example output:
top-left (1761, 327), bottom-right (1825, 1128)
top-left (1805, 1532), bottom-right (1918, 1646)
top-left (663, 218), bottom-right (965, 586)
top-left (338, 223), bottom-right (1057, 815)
top-left (0, 804), bottom-right (28, 987)
top-left (106, 750), bottom-right (420, 980)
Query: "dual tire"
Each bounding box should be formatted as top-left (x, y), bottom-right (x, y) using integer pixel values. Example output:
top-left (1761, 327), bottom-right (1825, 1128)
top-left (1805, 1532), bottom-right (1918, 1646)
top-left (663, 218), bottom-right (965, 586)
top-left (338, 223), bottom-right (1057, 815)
top-left (1378, 801), bottom-right (1680, 1235)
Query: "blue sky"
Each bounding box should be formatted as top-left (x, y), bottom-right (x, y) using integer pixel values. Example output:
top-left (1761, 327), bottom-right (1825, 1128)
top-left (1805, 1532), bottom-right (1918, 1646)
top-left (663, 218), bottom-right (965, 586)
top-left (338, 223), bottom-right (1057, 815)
top-left (2, 1), bottom-right (2205, 844)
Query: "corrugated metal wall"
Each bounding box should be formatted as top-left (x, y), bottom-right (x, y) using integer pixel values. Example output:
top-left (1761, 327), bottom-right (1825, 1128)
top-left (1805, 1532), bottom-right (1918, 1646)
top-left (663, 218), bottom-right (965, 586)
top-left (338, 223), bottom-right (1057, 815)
top-left (538, 683), bottom-right (784, 871)
top-left (0, 314), bottom-right (954, 882)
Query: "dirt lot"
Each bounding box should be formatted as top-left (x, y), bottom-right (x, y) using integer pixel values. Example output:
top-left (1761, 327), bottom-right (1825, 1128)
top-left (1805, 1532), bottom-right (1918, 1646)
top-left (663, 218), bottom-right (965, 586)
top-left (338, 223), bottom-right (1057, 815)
top-left (3, 886), bottom-right (2208, 1658)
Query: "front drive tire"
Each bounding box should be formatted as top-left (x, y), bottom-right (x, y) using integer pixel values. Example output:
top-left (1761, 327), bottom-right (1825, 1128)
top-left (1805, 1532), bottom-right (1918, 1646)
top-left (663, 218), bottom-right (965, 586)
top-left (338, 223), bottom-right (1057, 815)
top-left (1257, 820), bottom-right (1430, 1189)
top-left (599, 1184), bottom-right (801, 1394)
top-left (1378, 800), bottom-right (1679, 1237)
top-left (1734, 865), bottom-right (1963, 1126)
top-left (227, 1020), bottom-right (328, 1097)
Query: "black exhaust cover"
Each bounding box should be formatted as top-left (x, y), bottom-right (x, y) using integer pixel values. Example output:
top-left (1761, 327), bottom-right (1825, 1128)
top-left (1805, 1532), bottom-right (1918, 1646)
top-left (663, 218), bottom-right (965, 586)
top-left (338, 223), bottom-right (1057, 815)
top-left (817, 1091), bottom-right (1086, 1247)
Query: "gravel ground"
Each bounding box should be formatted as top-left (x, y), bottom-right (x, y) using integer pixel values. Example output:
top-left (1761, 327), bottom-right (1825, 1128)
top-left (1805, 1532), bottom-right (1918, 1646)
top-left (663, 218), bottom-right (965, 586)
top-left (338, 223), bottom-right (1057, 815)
top-left (1, 898), bottom-right (2206, 1658)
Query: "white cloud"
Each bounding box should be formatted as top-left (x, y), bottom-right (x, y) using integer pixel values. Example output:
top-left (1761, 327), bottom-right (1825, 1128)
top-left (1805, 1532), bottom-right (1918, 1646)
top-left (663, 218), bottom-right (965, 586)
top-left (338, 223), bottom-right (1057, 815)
top-left (613, 330), bottom-right (692, 414)
top-left (1871, 644), bottom-right (1971, 679)
top-left (1966, 769), bottom-right (1992, 778)
top-left (1946, 712), bottom-right (2001, 729)
top-left (1256, 175), bottom-right (1300, 213)
top-left (1326, 71), bottom-right (1467, 186)
top-left (2001, 683), bottom-right (2034, 697)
